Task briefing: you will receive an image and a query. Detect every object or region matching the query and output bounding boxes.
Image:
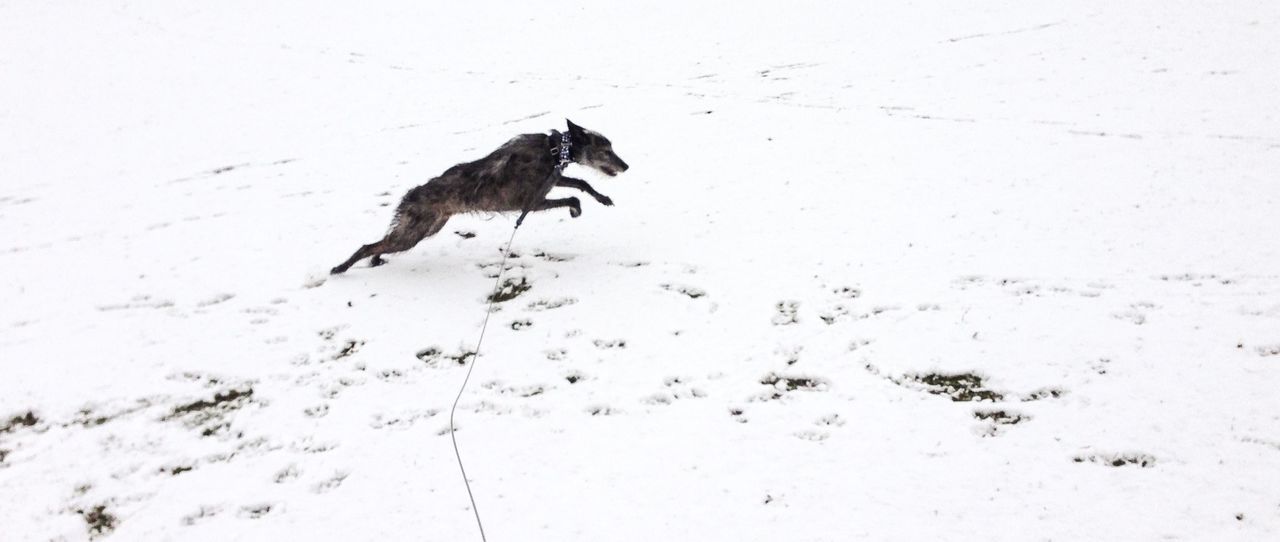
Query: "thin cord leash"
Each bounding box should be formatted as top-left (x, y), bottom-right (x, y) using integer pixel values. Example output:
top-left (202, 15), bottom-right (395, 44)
top-left (448, 130), bottom-right (571, 542)
top-left (449, 225), bottom-right (517, 542)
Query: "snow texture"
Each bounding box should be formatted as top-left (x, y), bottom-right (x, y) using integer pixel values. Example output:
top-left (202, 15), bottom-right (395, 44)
top-left (2, 1), bottom-right (1279, 540)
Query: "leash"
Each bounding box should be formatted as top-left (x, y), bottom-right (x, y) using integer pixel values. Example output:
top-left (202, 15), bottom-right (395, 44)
top-left (449, 225), bottom-right (516, 542)
top-left (449, 129), bottom-right (571, 542)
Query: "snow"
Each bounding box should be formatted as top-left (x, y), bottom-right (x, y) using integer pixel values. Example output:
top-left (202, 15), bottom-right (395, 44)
top-left (3, 1), bottom-right (1280, 540)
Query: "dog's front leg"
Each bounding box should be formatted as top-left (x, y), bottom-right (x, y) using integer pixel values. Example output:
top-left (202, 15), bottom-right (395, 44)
top-left (556, 177), bottom-right (614, 207)
top-left (517, 173), bottom-right (561, 226)
top-left (529, 197), bottom-right (582, 218)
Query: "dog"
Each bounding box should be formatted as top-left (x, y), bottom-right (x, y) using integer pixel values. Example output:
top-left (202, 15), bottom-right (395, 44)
top-left (330, 119), bottom-right (628, 274)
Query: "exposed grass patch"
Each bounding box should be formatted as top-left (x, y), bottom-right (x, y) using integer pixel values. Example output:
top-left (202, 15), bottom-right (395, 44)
top-left (70, 399), bottom-right (155, 429)
top-left (167, 389), bottom-right (253, 418)
top-left (417, 347), bottom-right (475, 368)
top-left (0, 411), bottom-right (39, 434)
top-left (1073, 452), bottom-right (1156, 468)
top-left (74, 411), bottom-right (111, 428)
top-left (162, 387), bottom-right (255, 435)
top-left (488, 277), bottom-right (531, 303)
top-left (446, 351), bottom-right (475, 366)
top-left (161, 464), bottom-right (194, 476)
top-left (760, 372), bottom-right (830, 392)
top-left (1021, 387), bottom-right (1067, 401)
top-left (973, 410), bottom-right (1029, 425)
top-left (903, 372), bottom-right (1003, 402)
top-left (331, 339), bottom-right (364, 361)
top-left (75, 504), bottom-right (117, 539)
top-left (533, 251), bottom-right (574, 262)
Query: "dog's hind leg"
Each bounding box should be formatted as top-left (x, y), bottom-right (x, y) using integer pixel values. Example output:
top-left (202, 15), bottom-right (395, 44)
top-left (331, 241), bottom-right (384, 275)
top-left (330, 212), bottom-right (450, 274)
top-left (366, 213), bottom-right (450, 266)
top-left (556, 177), bottom-right (613, 206)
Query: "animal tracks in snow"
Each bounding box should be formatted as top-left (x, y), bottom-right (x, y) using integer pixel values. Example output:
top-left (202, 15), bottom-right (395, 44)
top-left (660, 283), bottom-right (707, 299)
top-left (8, 217), bottom-right (1277, 538)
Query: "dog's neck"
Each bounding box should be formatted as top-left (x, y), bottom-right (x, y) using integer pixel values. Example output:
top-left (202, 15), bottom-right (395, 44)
top-left (550, 130), bottom-right (573, 170)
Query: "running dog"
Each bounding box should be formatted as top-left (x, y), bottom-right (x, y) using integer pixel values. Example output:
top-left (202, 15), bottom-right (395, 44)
top-left (330, 119), bottom-right (628, 274)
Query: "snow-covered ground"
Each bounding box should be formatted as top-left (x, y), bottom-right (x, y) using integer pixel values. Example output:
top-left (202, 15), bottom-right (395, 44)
top-left (3, 1), bottom-right (1279, 540)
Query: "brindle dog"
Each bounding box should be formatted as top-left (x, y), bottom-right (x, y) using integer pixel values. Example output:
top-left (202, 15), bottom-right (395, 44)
top-left (330, 119), bottom-right (628, 274)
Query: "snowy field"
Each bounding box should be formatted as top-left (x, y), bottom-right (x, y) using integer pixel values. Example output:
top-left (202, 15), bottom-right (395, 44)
top-left (3, 1), bottom-right (1280, 540)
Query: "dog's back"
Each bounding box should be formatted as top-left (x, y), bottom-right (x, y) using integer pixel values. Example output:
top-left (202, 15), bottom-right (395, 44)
top-left (407, 134), bottom-right (557, 214)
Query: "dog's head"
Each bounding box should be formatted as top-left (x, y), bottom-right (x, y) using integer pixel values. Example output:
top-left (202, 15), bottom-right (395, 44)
top-left (567, 119), bottom-right (629, 177)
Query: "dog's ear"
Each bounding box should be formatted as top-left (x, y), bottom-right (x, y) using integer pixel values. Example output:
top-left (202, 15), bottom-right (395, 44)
top-left (566, 118), bottom-right (585, 136)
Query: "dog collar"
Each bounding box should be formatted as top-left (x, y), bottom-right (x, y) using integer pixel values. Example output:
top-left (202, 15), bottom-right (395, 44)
top-left (552, 131), bottom-right (572, 170)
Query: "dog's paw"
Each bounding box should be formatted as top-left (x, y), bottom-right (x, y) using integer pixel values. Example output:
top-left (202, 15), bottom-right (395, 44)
top-left (597, 195), bottom-right (614, 206)
top-left (570, 206), bottom-right (582, 218)
top-left (369, 255), bottom-right (387, 267)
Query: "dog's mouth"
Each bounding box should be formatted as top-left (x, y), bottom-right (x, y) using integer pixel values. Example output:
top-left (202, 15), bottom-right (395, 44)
top-left (601, 158), bottom-right (628, 177)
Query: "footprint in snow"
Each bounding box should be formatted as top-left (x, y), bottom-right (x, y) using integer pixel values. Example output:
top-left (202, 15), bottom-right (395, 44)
top-left (772, 301), bottom-right (800, 325)
top-left (237, 503), bottom-right (275, 519)
top-left (532, 250), bottom-right (574, 262)
top-left (815, 413), bottom-right (845, 427)
top-left (973, 409), bottom-right (1031, 437)
top-left (586, 405), bottom-right (621, 416)
top-left (182, 505), bottom-right (222, 526)
top-left (196, 293), bottom-right (235, 308)
top-left (527, 297), bottom-right (576, 311)
top-left (97, 295), bottom-right (174, 311)
top-left (660, 283), bottom-right (707, 299)
top-left (817, 305), bottom-right (849, 325)
top-left (832, 286), bottom-right (862, 299)
top-left (313, 471), bottom-right (349, 493)
top-left (793, 430), bottom-right (829, 442)
top-left (274, 464), bottom-right (301, 483)
top-left (593, 338), bottom-right (627, 349)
